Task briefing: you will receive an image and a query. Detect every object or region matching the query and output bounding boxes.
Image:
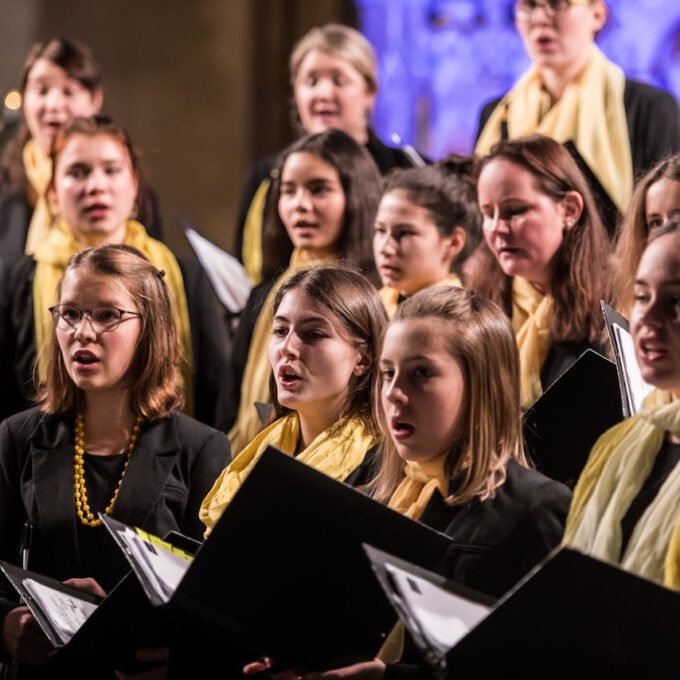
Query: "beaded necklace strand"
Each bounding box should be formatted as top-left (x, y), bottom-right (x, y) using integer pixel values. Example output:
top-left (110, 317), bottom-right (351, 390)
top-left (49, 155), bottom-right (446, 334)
top-left (74, 413), bottom-right (143, 527)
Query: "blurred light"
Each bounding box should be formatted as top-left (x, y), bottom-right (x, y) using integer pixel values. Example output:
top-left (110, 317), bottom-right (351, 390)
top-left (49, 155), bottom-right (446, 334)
top-left (4, 90), bottom-right (22, 110)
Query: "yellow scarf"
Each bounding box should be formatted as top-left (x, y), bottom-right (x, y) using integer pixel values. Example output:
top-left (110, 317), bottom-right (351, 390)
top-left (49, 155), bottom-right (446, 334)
top-left (23, 140), bottom-right (55, 256)
top-left (475, 47), bottom-right (632, 213)
top-left (201, 412), bottom-right (374, 537)
top-left (378, 453), bottom-right (450, 663)
top-left (512, 277), bottom-right (552, 409)
top-left (564, 392), bottom-right (680, 589)
top-left (241, 178), bottom-right (270, 285)
top-left (227, 249), bottom-right (335, 455)
top-left (379, 274), bottom-right (463, 319)
top-left (32, 219), bottom-right (195, 414)
top-left (387, 453), bottom-right (449, 521)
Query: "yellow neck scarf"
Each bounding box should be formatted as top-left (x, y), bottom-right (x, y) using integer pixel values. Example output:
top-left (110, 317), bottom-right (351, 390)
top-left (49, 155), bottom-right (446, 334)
top-left (379, 273), bottom-right (463, 319)
top-left (32, 219), bottom-right (195, 414)
top-left (201, 412), bottom-right (374, 537)
top-left (564, 392), bottom-right (680, 589)
top-left (23, 140), bottom-right (55, 256)
top-left (475, 46), bottom-right (632, 213)
top-left (387, 453), bottom-right (449, 520)
top-left (227, 248), bottom-right (336, 455)
top-left (241, 178), bottom-right (270, 285)
top-left (512, 277), bottom-right (553, 409)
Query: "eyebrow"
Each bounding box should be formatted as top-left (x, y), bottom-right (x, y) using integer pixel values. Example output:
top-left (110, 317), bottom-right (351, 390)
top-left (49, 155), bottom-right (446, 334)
top-left (634, 279), bottom-right (680, 286)
top-left (272, 314), bottom-right (330, 324)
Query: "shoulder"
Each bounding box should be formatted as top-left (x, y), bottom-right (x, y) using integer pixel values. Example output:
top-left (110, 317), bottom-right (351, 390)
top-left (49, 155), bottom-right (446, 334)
top-left (624, 78), bottom-right (679, 110)
top-left (475, 94), bottom-right (505, 141)
top-left (365, 131), bottom-right (421, 173)
top-left (500, 461), bottom-right (572, 514)
top-left (0, 407), bottom-right (63, 447)
top-left (164, 412), bottom-right (231, 453)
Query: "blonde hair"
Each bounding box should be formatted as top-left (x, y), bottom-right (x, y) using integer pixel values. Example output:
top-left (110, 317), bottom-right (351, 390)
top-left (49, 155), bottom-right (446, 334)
top-left (37, 244), bottom-right (184, 419)
top-left (369, 286), bottom-right (527, 506)
top-left (289, 23), bottom-right (378, 94)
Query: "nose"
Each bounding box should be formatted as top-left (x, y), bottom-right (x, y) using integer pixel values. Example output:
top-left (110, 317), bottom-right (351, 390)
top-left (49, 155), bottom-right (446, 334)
top-left (280, 331), bottom-right (301, 359)
top-left (485, 211), bottom-right (511, 238)
top-left (44, 87), bottom-right (66, 111)
top-left (376, 231), bottom-right (396, 256)
top-left (383, 373), bottom-right (407, 406)
top-left (84, 168), bottom-right (107, 194)
top-left (314, 76), bottom-right (335, 99)
top-left (638, 296), bottom-right (664, 328)
top-left (73, 313), bottom-right (98, 341)
top-left (292, 188), bottom-right (312, 213)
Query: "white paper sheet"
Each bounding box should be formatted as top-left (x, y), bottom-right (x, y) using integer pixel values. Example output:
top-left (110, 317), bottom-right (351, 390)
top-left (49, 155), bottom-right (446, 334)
top-left (384, 563), bottom-right (489, 654)
top-left (613, 323), bottom-right (654, 414)
top-left (23, 578), bottom-right (99, 646)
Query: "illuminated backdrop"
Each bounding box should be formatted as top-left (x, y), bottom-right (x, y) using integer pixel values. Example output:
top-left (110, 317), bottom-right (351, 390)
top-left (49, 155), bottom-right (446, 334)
top-left (357, 0), bottom-right (680, 158)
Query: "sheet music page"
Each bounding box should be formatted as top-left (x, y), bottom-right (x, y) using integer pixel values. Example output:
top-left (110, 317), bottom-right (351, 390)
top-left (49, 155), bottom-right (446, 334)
top-left (613, 324), bottom-right (654, 413)
top-left (184, 228), bottom-right (252, 313)
top-left (23, 578), bottom-right (98, 646)
top-left (115, 525), bottom-right (192, 604)
top-left (385, 563), bottom-right (489, 654)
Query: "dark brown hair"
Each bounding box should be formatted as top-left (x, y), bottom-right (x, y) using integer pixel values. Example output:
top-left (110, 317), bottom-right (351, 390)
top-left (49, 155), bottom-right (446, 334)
top-left (0, 38), bottom-right (103, 195)
top-left (369, 286), bottom-right (527, 506)
top-left (37, 244), bottom-right (184, 419)
top-left (268, 265), bottom-right (388, 437)
top-left (613, 154), bottom-right (680, 316)
top-left (380, 155), bottom-right (482, 274)
top-left (262, 129), bottom-right (382, 283)
top-left (467, 134), bottom-right (610, 344)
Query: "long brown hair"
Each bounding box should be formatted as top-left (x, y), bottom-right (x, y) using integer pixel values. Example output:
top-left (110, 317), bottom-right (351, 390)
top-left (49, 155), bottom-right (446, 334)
top-left (262, 129), bottom-right (382, 282)
top-left (613, 154), bottom-right (680, 317)
top-left (369, 286), bottom-right (527, 506)
top-left (268, 265), bottom-right (387, 437)
top-left (0, 38), bottom-right (103, 196)
top-left (467, 134), bottom-right (610, 344)
top-left (37, 244), bottom-right (184, 419)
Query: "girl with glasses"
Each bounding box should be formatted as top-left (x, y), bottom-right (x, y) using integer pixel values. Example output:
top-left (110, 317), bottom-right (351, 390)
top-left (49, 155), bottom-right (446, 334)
top-left (0, 244), bottom-right (231, 679)
top-left (475, 0), bottom-right (680, 230)
top-left (0, 116), bottom-right (230, 430)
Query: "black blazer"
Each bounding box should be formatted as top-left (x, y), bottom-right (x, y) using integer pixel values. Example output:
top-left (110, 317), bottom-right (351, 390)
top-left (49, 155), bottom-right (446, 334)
top-left (0, 254), bottom-right (231, 431)
top-left (0, 407), bottom-right (230, 677)
top-left (475, 78), bottom-right (680, 180)
top-left (385, 461), bottom-right (571, 680)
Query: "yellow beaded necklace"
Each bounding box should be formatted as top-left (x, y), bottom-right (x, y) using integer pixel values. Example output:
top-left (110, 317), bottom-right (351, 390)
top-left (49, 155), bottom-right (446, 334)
top-left (74, 413), bottom-right (143, 527)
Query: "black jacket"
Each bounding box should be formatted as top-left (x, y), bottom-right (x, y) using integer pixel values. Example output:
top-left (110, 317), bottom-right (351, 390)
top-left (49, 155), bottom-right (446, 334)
top-left (0, 254), bottom-right (231, 431)
top-left (0, 407), bottom-right (230, 678)
top-left (385, 461), bottom-right (571, 680)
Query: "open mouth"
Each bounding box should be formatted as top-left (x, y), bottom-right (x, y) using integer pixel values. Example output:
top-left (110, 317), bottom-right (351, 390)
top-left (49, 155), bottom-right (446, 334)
top-left (638, 339), bottom-right (668, 363)
top-left (278, 367), bottom-right (302, 387)
top-left (73, 350), bottom-right (100, 366)
top-left (390, 417), bottom-right (415, 440)
top-left (84, 203), bottom-right (110, 218)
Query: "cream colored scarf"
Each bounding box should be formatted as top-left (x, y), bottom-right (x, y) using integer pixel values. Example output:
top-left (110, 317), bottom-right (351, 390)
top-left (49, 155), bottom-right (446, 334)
top-left (379, 274), bottom-right (463, 319)
top-left (564, 392), bottom-right (680, 589)
top-left (512, 277), bottom-right (552, 409)
top-left (241, 178), bottom-right (270, 285)
top-left (32, 219), bottom-right (195, 414)
top-left (201, 412), bottom-right (374, 537)
top-left (227, 249), bottom-right (335, 455)
top-left (475, 46), bottom-right (632, 213)
top-left (23, 140), bottom-right (55, 255)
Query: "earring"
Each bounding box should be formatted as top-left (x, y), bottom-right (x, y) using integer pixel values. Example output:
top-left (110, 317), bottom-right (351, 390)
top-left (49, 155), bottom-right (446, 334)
top-left (563, 218), bottom-right (574, 235)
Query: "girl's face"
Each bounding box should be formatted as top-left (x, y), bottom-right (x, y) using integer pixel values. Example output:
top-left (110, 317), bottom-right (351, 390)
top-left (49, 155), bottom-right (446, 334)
top-left (55, 269), bottom-right (141, 398)
top-left (380, 319), bottom-right (466, 464)
top-left (23, 58), bottom-right (102, 155)
top-left (373, 190), bottom-right (462, 296)
top-left (645, 178), bottom-right (680, 231)
top-left (294, 49), bottom-right (375, 143)
top-left (631, 233), bottom-right (680, 398)
top-left (278, 151), bottom-right (346, 257)
top-left (269, 289), bottom-right (368, 424)
top-left (478, 158), bottom-right (581, 290)
top-left (515, 1), bottom-right (606, 76)
top-left (52, 133), bottom-right (138, 244)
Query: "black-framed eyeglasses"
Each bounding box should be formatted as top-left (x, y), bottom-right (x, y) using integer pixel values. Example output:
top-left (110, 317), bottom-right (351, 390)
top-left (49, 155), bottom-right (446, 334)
top-left (514, 0), bottom-right (589, 18)
top-left (49, 304), bottom-right (142, 333)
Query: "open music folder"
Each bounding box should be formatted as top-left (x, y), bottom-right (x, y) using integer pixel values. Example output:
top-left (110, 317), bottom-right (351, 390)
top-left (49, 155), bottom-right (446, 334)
top-left (365, 544), bottom-right (680, 679)
top-left (522, 348), bottom-right (623, 487)
top-left (99, 446), bottom-right (457, 671)
top-left (601, 301), bottom-right (654, 417)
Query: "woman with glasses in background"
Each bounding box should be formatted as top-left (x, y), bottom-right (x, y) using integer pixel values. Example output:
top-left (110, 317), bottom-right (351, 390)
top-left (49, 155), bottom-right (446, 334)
top-left (475, 0), bottom-right (680, 230)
